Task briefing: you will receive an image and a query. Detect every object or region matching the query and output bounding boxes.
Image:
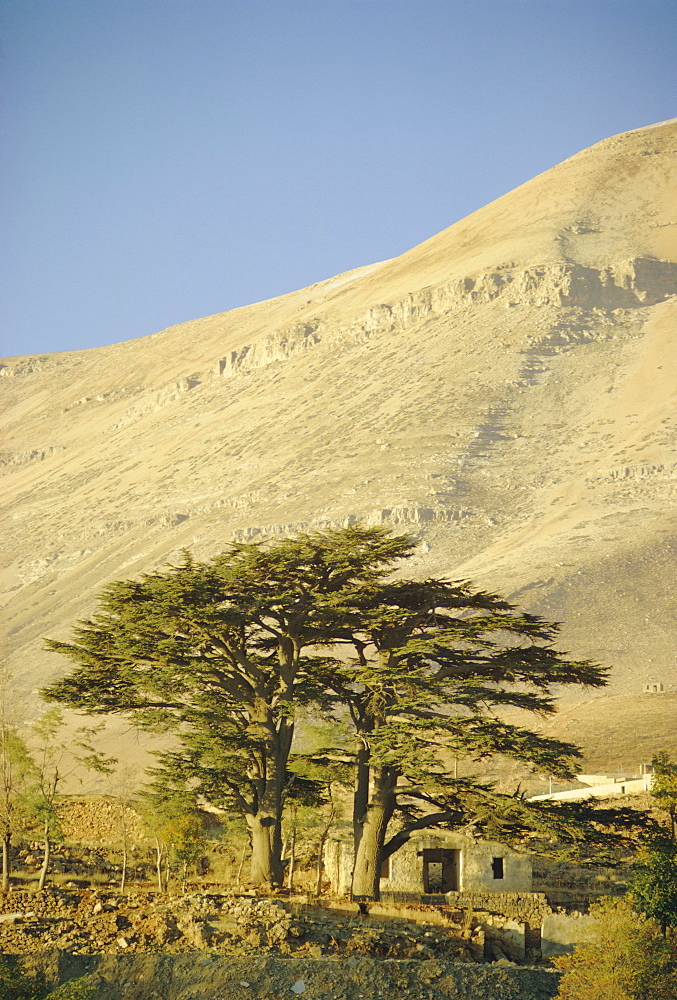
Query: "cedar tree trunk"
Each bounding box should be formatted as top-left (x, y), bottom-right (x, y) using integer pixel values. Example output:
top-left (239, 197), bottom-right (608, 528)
top-left (247, 811), bottom-right (278, 886)
top-left (351, 765), bottom-right (398, 902)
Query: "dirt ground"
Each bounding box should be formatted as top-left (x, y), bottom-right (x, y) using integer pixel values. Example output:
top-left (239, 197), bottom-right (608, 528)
top-left (23, 951), bottom-right (562, 1000)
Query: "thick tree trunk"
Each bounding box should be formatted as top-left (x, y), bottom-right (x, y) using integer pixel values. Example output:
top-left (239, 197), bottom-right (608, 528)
top-left (271, 715), bottom-right (294, 881)
top-left (244, 699), bottom-right (293, 887)
top-left (247, 812), bottom-right (277, 886)
top-left (352, 739), bottom-right (371, 854)
top-left (286, 823), bottom-right (296, 890)
top-left (1, 832), bottom-right (10, 892)
top-left (351, 766), bottom-right (398, 902)
top-left (315, 799), bottom-right (336, 897)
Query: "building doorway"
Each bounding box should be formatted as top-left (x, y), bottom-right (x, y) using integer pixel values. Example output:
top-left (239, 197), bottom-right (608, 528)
top-left (422, 848), bottom-right (461, 892)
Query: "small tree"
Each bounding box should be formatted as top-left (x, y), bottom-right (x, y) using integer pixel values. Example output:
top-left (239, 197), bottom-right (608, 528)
top-left (25, 708), bottom-right (115, 890)
top-left (137, 784), bottom-right (206, 893)
top-left (0, 664), bottom-right (36, 891)
top-left (0, 726), bottom-right (34, 892)
top-left (0, 668), bottom-right (36, 897)
top-left (107, 763), bottom-right (140, 894)
top-left (625, 750), bottom-right (677, 935)
top-left (555, 897), bottom-right (677, 1000)
top-left (172, 810), bottom-right (206, 893)
top-left (630, 833), bottom-right (677, 936)
top-left (651, 751), bottom-right (677, 843)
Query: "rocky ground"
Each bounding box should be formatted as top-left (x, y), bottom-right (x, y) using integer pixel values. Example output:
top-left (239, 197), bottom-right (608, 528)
top-left (4, 889), bottom-right (563, 1000)
top-left (0, 889), bottom-right (488, 961)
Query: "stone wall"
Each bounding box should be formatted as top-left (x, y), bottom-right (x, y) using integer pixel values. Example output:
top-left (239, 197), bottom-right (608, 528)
top-left (380, 890), bottom-right (551, 926)
top-left (541, 912), bottom-right (598, 958)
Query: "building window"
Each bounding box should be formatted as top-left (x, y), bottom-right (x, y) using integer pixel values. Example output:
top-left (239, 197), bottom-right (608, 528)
top-left (380, 855), bottom-right (391, 879)
top-left (492, 857), bottom-right (504, 880)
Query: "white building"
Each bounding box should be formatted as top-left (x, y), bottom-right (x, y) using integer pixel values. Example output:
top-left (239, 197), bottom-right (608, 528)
top-left (324, 829), bottom-right (532, 897)
top-left (529, 771), bottom-right (653, 803)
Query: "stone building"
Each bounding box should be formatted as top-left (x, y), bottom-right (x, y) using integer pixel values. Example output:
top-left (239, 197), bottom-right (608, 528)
top-left (325, 829), bottom-right (532, 898)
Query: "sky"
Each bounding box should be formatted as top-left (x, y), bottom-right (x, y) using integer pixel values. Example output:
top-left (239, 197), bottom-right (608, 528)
top-left (2, 0), bottom-right (676, 359)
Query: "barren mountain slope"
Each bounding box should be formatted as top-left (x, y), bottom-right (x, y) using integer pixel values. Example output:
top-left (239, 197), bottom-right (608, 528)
top-left (2, 119), bottom-right (676, 768)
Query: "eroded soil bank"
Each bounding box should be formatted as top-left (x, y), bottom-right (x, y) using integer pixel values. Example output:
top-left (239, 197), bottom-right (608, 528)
top-left (26, 951), bottom-right (561, 1000)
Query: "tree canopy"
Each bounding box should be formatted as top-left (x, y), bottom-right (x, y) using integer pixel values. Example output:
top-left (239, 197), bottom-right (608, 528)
top-left (628, 751), bottom-right (677, 935)
top-left (43, 526), bottom-right (414, 885)
top-left (650, 750), bottom-right (677, 843)
top-left (43, 524), bottom-right (609, 894)
top-left (307, 573), bottom-right (607, 898)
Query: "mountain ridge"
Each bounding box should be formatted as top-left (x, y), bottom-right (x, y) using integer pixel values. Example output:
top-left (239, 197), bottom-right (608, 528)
top-left (2, 119), bottom-right (677, 769)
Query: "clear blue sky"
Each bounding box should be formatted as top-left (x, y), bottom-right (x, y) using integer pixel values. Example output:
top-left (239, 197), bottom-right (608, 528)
top-left (2, 0), bottom-right (676, 358)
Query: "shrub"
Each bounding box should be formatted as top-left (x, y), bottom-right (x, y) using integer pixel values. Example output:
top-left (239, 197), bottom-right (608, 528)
top-left (555, 897), bottom-right (677, 1000)
top-left (0, 960), bottom-right (96, 1000)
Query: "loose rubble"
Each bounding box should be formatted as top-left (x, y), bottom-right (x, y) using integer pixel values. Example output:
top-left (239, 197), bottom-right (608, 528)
top-left (0, 889), bottom-right (491, 962)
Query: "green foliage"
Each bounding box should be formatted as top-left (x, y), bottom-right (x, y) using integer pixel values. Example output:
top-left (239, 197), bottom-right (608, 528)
top-left (19, 708), bottom-right (116, 889)
top-left (0, 725), bottom-right (36, 835)
top-left (42, 525), bottom-right (415, 883)
top-left (651, 750), bottom-right (677, 842)
top-left (42, 524), bottom-right (610, 890)
top-left (138, 785), bottom-right (205, 855)
top-left (555, 897), bottom-right (677, 1000)
top-left (630, 832), bottom-right (677, 934)
top-left (626, 752), bottom-right (677, 935)
top-left (0, 955), bottom-right (46, 1000)
top-left (0, 721), bottom-right (36, 891)
top-left (44, 978), bottom-right (97, 1000)
top-left (0, 958), bottom-right (95, 1000)
top-left (25, 708), bottom-right (115, 816)
top-left (137, 778), bottom-right (208, 890)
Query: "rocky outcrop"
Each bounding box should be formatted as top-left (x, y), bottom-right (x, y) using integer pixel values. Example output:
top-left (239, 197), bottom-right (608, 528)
top-left (74, 256), bottom-right (675, 436)
top-left (212, 257), bottom-right (677, 378)
top-left (607, 461), bottom-right (677, 480)
top-left (112, 376), bottom-right (202, 429)
top-left (0, 445), bottom-right (67, 466)
top-left (230, 507), bottom-right (473, 542)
